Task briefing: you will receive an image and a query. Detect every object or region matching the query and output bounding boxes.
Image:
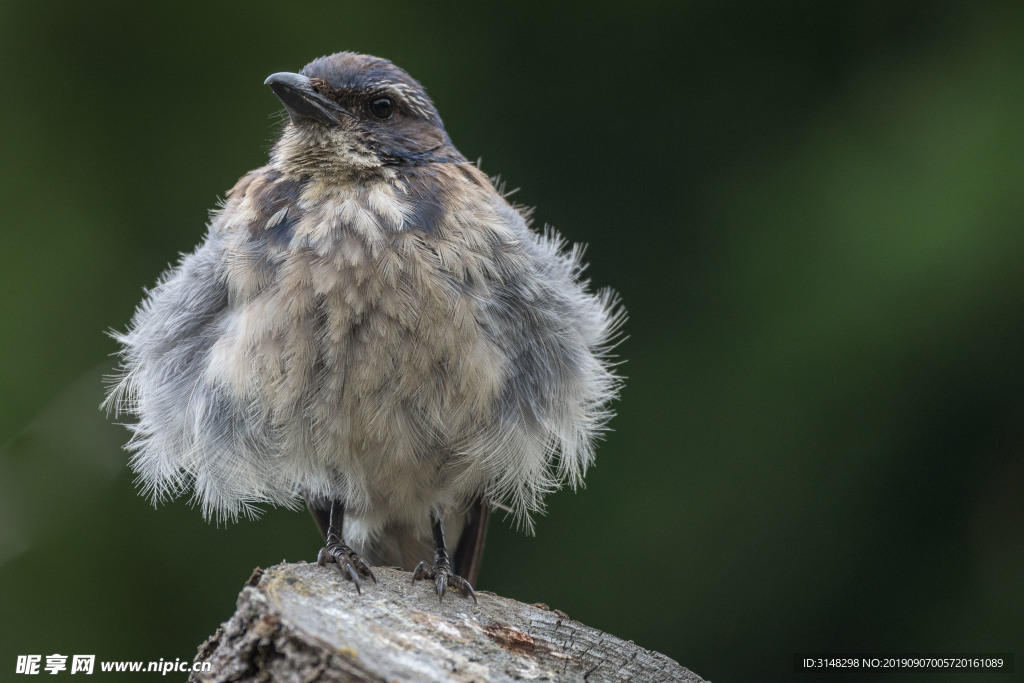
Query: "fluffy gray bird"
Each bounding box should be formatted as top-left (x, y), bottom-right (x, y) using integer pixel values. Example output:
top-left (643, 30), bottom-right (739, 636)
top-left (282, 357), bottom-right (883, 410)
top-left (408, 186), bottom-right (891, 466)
top-left (104, 51), bottom-right (623, 601)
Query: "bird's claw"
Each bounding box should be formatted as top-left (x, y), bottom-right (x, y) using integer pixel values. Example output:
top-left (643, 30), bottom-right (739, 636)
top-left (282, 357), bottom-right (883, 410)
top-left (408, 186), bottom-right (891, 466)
top-left (412, 559), bottom-right (477, 604)
top-left (317, 542), bottom-right (376, 594)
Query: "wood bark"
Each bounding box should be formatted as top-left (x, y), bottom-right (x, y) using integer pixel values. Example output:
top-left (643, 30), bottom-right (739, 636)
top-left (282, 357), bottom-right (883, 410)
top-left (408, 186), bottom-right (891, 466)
top-left (190, 562), bottom-right (706, 682)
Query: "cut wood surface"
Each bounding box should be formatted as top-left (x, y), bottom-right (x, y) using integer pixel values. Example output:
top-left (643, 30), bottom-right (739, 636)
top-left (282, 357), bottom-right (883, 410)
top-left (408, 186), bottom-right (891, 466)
top-left (191, 562), bottom-right (706, 682)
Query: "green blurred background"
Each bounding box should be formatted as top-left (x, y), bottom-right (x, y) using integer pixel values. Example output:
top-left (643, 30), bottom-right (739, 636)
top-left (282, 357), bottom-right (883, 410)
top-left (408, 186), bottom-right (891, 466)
top-left (1, 2), bottom-right (1022, 680)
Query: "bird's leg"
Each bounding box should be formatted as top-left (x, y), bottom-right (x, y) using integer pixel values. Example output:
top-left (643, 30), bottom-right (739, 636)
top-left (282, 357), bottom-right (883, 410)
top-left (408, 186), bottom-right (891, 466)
top-left (412, 511), bottom-right (478, 604)
top-left (315, 500), bottom-right (376, 593)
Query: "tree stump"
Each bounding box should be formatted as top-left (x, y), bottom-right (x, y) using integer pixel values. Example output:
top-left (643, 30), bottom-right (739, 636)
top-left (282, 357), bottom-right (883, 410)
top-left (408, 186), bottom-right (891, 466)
top-left (191, 562), bottom-right (705, 682)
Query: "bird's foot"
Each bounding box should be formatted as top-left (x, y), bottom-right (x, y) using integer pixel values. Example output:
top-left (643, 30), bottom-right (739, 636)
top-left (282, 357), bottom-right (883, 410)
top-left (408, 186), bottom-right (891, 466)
top-left (317, 542), bottom-right (376, 594)
top-left (412, 559), bottom-right (477, 604)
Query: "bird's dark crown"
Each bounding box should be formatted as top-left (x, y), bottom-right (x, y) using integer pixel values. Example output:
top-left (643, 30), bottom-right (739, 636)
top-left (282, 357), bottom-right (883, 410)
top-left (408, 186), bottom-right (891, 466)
top-left (300, 52), bottom-right (443, 127)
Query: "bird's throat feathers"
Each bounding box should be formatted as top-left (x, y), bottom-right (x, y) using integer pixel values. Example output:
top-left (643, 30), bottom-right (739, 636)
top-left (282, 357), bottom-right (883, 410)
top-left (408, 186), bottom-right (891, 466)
top-left (270, 109), bottom-right (457, 180)
top-left (271, 123), bottom-right (382, 179)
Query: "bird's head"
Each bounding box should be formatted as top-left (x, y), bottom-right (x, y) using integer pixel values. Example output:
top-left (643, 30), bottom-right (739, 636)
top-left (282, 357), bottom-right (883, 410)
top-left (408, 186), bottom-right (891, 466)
top-left (265, 52), bottom-right (458, 179)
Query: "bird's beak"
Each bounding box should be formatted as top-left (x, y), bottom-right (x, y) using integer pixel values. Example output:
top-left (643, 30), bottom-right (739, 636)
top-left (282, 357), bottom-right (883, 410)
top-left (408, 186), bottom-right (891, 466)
top-left (264, 72), bottom-right (350, 126)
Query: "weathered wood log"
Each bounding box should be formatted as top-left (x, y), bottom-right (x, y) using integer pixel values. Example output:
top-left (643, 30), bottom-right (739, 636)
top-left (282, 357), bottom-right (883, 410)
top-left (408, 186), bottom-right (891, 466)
top-left (190, 562), bottom-right (705, 682)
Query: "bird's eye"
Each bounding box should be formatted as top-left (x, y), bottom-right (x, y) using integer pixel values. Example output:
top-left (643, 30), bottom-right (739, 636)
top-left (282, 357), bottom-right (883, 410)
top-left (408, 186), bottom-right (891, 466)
top-left (369, 97), bottom-right (395, 120)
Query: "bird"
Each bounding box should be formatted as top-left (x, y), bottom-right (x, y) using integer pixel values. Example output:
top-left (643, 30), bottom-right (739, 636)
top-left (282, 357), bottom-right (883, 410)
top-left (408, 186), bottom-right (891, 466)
top-left (103, 51), bottom-right (624, 602)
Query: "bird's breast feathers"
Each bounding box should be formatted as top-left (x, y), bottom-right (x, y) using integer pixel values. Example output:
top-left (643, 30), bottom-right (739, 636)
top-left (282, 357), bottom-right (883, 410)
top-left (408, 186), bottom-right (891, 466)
top-left (202, 165), bottom-right (523, 506)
